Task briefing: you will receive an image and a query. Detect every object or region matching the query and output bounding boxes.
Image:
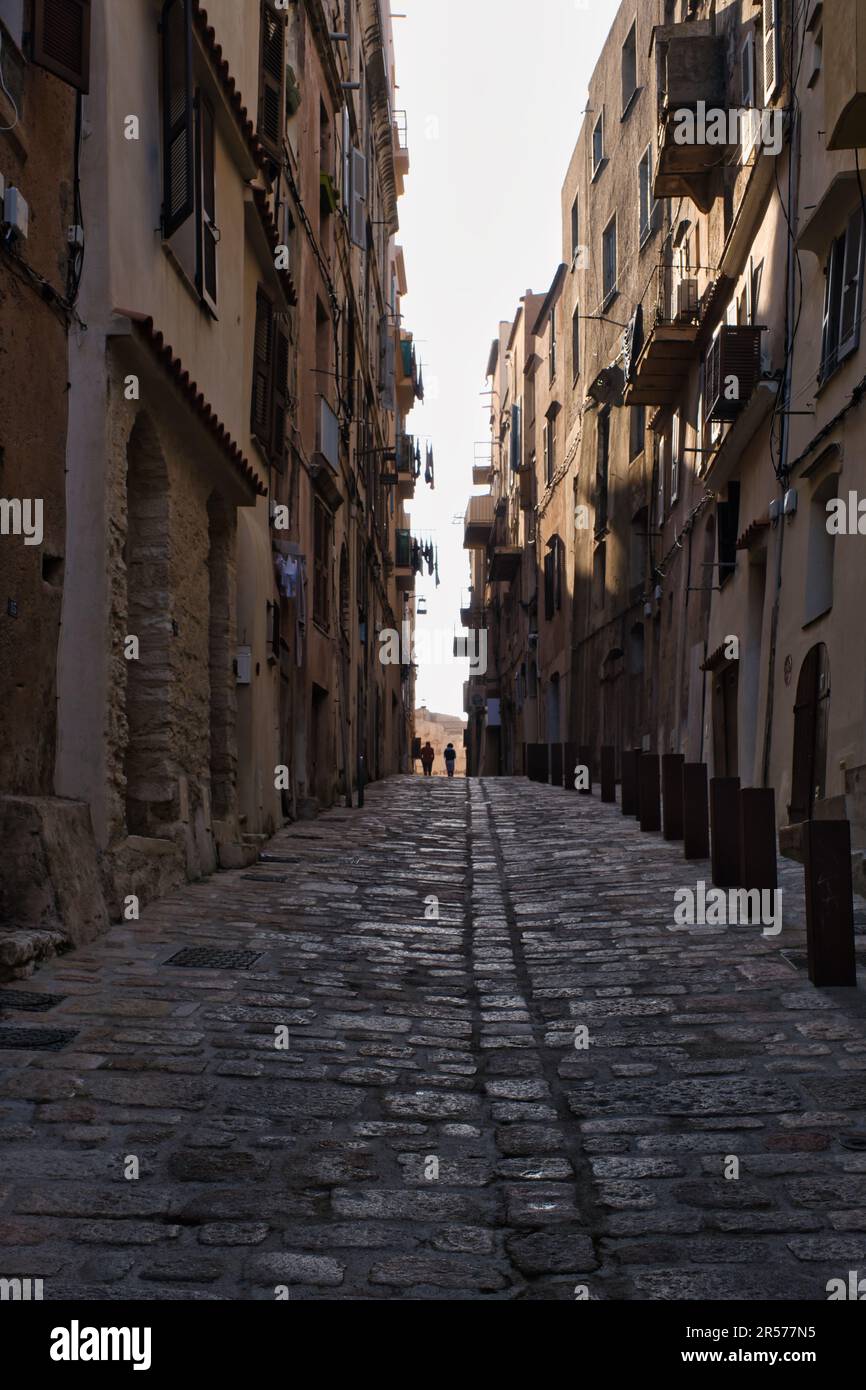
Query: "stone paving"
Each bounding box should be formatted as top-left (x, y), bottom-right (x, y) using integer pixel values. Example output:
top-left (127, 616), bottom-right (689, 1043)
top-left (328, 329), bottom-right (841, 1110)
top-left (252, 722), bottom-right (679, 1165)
top-left (2, 774), bottom-right (866, 1300)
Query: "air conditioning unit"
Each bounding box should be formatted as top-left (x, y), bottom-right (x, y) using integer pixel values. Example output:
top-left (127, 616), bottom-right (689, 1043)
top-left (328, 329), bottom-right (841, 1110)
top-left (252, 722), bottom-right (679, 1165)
top-left (3, 186), bottom-right (29, 240)
top-left (705, 325), bottom-right (764, 423)
top-left (675, 277), bottom-right (699, 322)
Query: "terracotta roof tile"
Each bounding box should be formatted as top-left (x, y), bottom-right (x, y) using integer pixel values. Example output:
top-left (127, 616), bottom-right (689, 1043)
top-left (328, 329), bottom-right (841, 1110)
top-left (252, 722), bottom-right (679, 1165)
top-left (133, 317), bottom-right (267, 497)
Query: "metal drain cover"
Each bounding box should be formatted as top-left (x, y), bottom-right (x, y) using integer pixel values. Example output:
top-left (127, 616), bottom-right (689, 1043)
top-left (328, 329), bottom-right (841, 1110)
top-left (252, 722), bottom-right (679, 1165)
top-left (0, 1026), bottom-right (78, 1051)
top-left (165, 947), bottom-right (263, 970)
top-left (0, 989), bottom-right (66, 1012)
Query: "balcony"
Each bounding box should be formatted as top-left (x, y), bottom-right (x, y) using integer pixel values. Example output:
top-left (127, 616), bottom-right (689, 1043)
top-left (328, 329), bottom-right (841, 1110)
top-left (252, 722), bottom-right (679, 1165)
top-left (460, 589), bottom-right (485, 628)
top-left (653, 28), bottom-right (731, 212)
top-left (393, 109), bottom-right (410, 192)
top-left (463, 494), bottom-right (495, 550)
top-left (825, 0), bottom-right (866, 149)
top-left (395, 434), bottom-right (417, 500)
top-left (397, 335), bottom-right (423, 415)
top-left (489, 546), bottom-right (522, 585)
top-left (623, 266), bottom-right (715, 409)
top-left (395, 528), bottom-right (415, 591)
top-left (473, 441), bottom-right (493, 487)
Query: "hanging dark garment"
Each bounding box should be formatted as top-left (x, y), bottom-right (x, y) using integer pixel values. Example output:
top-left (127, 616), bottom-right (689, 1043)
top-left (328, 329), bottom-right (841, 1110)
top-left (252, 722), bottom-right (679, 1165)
top-left (434, 545), bottom-right (440, 587)
top-left (425, 445), bottom-right (434, 488)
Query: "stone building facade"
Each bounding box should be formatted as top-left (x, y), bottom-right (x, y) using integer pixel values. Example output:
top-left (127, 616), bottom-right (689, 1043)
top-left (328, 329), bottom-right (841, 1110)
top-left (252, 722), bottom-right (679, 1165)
top-left (0, 0), bottom-right (424, 977)
top-left (0, 0), bottom-right (109, 975)
top-left (463, 0), bottom-right (866, 882)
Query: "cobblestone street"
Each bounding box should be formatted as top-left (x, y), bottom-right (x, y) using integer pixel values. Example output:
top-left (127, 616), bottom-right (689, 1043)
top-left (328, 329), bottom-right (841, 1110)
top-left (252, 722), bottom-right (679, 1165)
top-left (2, 774), bottom-right (866, 1301)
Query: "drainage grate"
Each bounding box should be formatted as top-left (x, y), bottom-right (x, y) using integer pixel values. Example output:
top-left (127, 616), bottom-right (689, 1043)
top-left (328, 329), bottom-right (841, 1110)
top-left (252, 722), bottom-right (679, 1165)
top-left (165, 947), bottom-right (263, 970)
top-left (0, 1026), bottom-right (78, 1051)
top-left (0, 989), bottom-right (66, 1012)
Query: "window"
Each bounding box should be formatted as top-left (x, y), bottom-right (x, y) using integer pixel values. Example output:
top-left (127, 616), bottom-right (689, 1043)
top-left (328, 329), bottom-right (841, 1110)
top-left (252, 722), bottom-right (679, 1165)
top-left (629, 405), bottom-right (645, 461)
top-left (596, 408), bottom-right (610, 534)
top-left (657, 430), bottom-right (667, 522)
top-left (602, 216), bottom-right (617, 303)
top-left (510, 402), bottom-right (522, 471)
top-left (622, 21), bottom-right (637, 114)
top-left (638, 145), bottom-right (654, 243)
top-left (592, 110), bottom-right (604, 175)
top-left (31, 0), bottom-right (91, 90)
top-left (0, 0), bottom-right (24, 47)
top-left (544, 537), bottom-right (564, 620)
top-left (717, 482), bottom-right (741, 587)
top-left (570, 194), bottom-right (580, 262)
top-left (741, 28), bottom-right (756, 107)
top-left (544, 407), bottom-right (558, 485)
top-left (572, 304), bottom-right (581, 382)
top-left (820, 210), bottom-right (864, 382)
top-left (762, 0), bottom-right (781, 104)
top-left (807, 23), bottom-right (823, 88)
top-left (161, 0), bottom-right (218, 311)
top-left (549, 310), bottom-right (557, 382)
top-left (670, 409), bottom-right (681, 504)
top-left (313, 497), bottom-right (333, 630)
top-left (251, 286), bottom-right (290, 465)
top-left (805, 473), bottom-right (839, 623)
top-left (258, 1), bottom-right (286, 158)
top-left (593, 540), bottom-right (606, 607)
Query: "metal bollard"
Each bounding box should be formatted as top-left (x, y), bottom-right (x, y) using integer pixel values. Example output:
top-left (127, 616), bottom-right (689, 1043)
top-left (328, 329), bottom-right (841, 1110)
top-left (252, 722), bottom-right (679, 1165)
top-left (563, 742), bottom-right (578, 791)
top-left (621, 749), bottom-right (640, 817)
top-left (600, 745), bottom-right (616, 803)
top-left (682, 763), bottom-right (710, 860)
top-left (638, 753), bottom-right (661, 832)
top-left (662, 753), bottom-right (685, 841)
top-left (578, 744), bottom-right (593, 796)
top-left (550, 742), bottom-right (563, 789)
top-left (804, 819), bottom-right (857, 987)
top-left (740, 788), bottom-right (778, 891)
top-left (710, 777), bottom-right (742, 888)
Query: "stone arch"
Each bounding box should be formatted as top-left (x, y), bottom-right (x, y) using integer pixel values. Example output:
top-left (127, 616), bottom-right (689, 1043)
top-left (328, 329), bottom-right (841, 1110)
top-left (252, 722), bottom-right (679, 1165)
top-left (124, 412), bottom-right (173, 836)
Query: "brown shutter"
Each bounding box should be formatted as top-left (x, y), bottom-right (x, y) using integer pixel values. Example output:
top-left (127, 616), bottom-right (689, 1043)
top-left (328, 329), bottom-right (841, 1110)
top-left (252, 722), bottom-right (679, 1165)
top-left (258, 1), bottom-right (286, 158)
top-left (32, 0), bottom-right (91, 93)
top-left (162, 0), bottom-right (195, 239)
top-left (252, 287), bottom-right (274, 442)
top-left (271, 323), bottom-right (290, 466)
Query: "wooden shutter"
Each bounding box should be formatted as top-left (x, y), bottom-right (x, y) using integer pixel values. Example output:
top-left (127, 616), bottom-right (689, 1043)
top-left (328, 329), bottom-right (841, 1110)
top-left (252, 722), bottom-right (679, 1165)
top-left (258, 1), bottom-right (286, 158)
top-left (199, 97), bottom-right (218, 311)
top-left (762, 0), bottom-right (781, 104)
top-left (271, 323), bottom-right (290, 465)
top-left (252, 288), bottom-right (274, 441)
top-left (350, 148), bottom-right (367, 249)
top-left (705, 332), bottom-right (721, 419)
top-left (32, 0), bottom-right (91, 93)
top-left (670, 410), bottom-right (680, 502)
top-left (341, 106), bottom-right (351, 210)
top-left (839, 210), bottom-right (864, 360)
top-left (162, 0), bottom-right (195, 239)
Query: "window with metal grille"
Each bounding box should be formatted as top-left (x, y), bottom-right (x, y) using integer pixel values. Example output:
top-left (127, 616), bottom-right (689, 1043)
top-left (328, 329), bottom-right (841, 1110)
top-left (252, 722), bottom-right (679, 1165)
top-left (313, 497), bottom-right (332, 631)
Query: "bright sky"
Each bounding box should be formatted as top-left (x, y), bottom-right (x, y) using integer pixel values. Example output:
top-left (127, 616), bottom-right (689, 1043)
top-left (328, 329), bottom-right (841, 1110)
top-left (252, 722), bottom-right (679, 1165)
top-left (395, 0), bottom-right (617, 718)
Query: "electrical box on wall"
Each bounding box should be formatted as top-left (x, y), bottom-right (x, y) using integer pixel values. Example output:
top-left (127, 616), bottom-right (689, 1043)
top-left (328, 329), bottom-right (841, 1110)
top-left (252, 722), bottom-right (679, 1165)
top-left (235, 646), bottom-right (252, 685)
top-left (3, 186), bottom-right (29, 240)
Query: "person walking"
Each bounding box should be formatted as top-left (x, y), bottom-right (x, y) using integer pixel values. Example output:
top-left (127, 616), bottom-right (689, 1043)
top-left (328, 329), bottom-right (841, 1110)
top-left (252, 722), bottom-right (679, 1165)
top-left (420, 741), bottom-right (435, 777)
top-left (444, 742), bottom-right (457, 778)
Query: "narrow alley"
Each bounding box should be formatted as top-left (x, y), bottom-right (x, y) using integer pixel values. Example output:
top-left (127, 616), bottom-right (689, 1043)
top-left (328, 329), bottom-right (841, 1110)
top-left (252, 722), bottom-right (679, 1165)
top-left (2, 775), bottom-right (865, 1302)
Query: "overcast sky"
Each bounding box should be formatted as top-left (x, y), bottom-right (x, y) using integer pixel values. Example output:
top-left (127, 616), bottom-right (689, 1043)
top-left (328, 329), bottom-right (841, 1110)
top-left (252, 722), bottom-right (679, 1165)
top-left (395, 0), bottom-right (617, 718)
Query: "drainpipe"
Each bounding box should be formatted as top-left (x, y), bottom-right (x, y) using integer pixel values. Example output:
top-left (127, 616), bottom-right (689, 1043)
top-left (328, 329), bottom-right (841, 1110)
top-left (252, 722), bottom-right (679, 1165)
top-left (760, 79), bottom-right (801, 789)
